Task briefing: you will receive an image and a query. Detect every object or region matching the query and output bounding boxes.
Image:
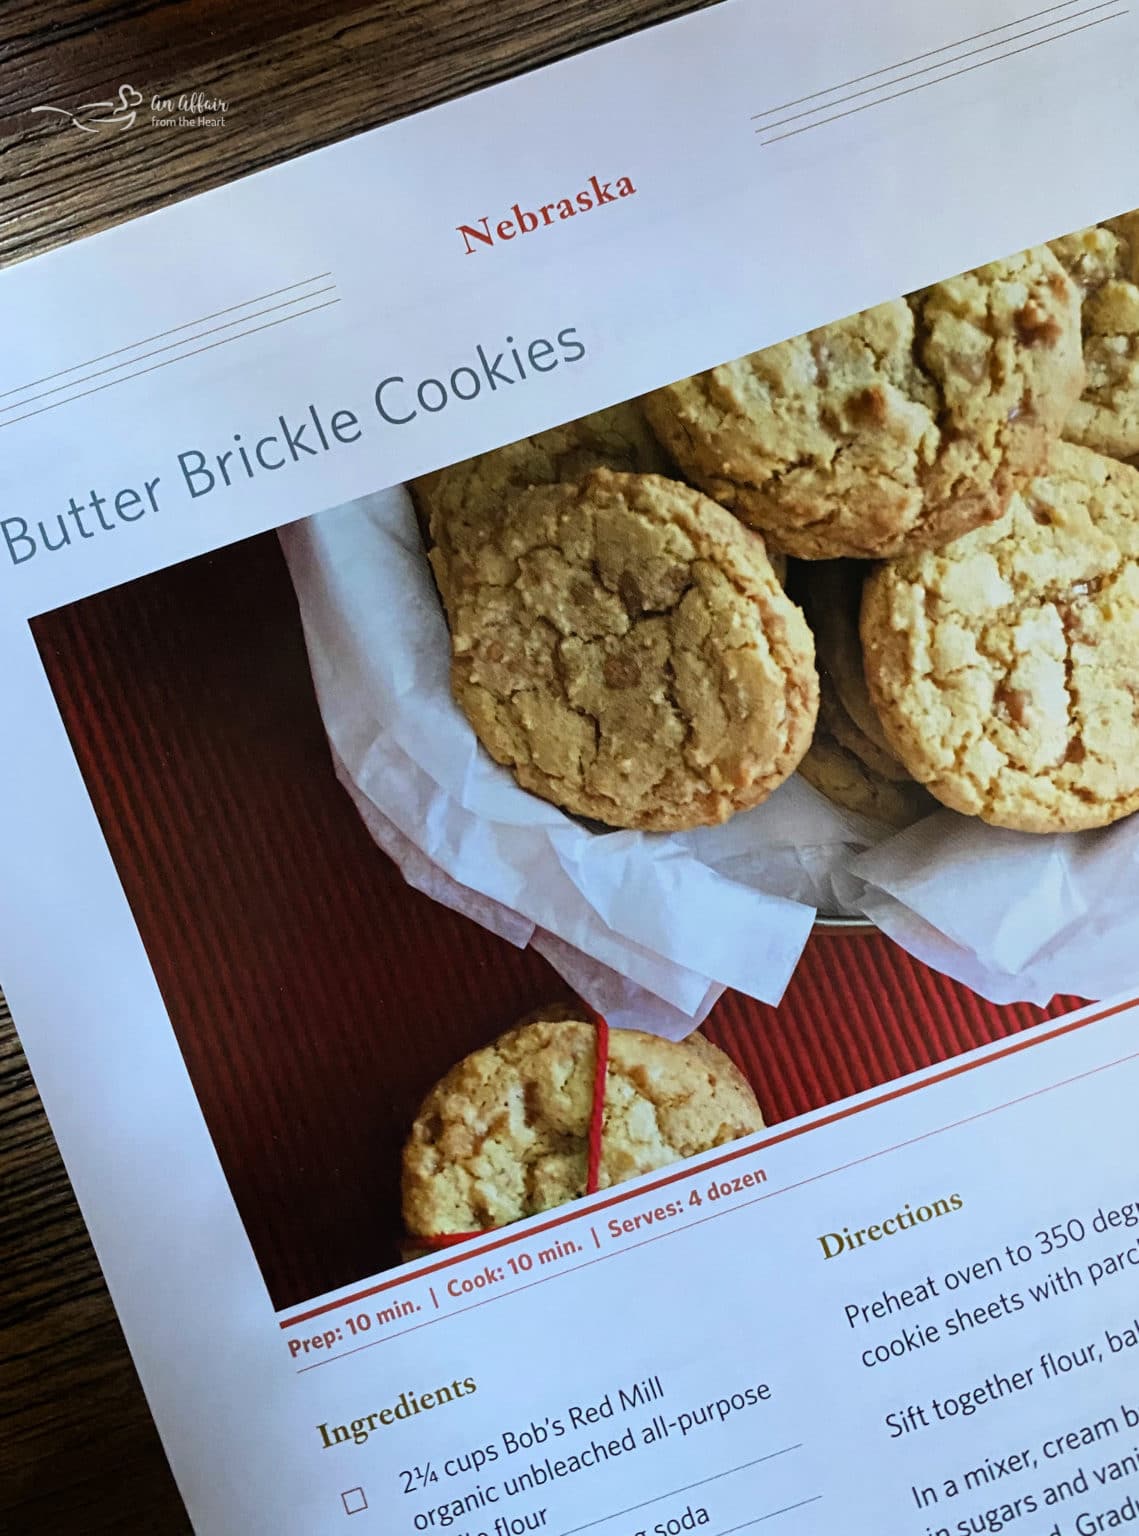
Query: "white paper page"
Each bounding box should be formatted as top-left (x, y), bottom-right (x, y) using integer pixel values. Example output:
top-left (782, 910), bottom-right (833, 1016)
top-left (1, 1), bottom-right (1139, 1532)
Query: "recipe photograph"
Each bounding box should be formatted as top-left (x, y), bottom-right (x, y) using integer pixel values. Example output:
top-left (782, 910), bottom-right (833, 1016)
top-left (29, 208), bottom-right (1139, 1311)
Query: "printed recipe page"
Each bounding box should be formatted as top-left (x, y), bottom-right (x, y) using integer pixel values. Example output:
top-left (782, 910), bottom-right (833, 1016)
top-left (2, 2), bottom-right (1139, 1533)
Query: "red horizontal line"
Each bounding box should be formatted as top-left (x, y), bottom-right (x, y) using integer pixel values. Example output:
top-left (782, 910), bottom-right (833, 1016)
top-left (278, 994), bottom-right (1136, 1329)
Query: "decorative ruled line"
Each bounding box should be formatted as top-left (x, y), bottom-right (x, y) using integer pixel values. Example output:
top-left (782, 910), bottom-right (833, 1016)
top-left (753, 1), bottom-right (1128, 144)
top-left (755, 0), bottom-right (1118, 130)
top-left (3, 286), bottom-right (338, 414)
top-left (0, 273), bottom-right (339, 429)
top-left (0, 273), bottom-right (333, 399)
top-left (752, 0), bottom-right (1088, 118)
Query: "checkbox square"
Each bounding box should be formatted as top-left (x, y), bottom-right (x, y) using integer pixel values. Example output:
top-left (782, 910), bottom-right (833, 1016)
top-left (341, 1487), bottom-right (368, 1515)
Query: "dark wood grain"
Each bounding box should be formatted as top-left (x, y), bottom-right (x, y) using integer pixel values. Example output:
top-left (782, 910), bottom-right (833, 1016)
top-left (0, 3), bottom-right (707, 1529)
top-left (0, 992), bottom-right (191, 1533)
top-left (0, 0), bottom-right (713, 266)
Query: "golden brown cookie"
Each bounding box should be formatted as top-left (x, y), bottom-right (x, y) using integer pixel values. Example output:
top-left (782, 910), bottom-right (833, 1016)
top-left (412, 402), bottom-right (670, 558)
top-left (1050, 213), bottom-right (1139, 461)
top-left (402, 1010), bottom-right (765, 1237)
top-left (432, 468), bottom-right (819, 830)
top-left (798, 720), bottom-right (934, 829)
top-left (643, 247), bottom-right (1085, 559)
top-left (861, 443), bottom-right (1139, 832)
top-left (797, 560), bottom-right (899, 764)
top-left (817, 670), bottom-right (909, 782)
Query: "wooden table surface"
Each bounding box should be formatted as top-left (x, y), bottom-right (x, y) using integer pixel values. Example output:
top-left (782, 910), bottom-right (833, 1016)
top-left (0, 3), bottom-right (707, 1529)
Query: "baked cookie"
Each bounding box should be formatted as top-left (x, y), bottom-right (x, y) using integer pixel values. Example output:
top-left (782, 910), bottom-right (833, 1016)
top-left (402, 1010), bottom-right (765, 1237)
top-left (861, 443), bottom-right (1139, 832)
top-left (817, 669), bottom-right (910, 783)
top-left (412, 401), bottom-right (670, 558)
top-left (797, 560), bottom-right (899, 763)
top-left (643, 247), bottom-right (1085, 559)
top-left (1050, 213), bottom-right (1139, 460)
top-left (798, 720), bottom-right (933, 829)
top-left (432, 468), bottom-right (819, 830)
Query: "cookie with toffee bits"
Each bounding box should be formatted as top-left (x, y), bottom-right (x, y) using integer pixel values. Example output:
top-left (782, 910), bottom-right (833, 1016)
top-left (411, 401), bottom-right (670, 560)
top-left (431, 468), bottom-right (818, 830)
top-left (861, 444), bottom-right (1139, 832)
top-left (401, 1010), bottom-right (765, 1237)
top-left (1050, 213), bottom-right (1139, 460)
top-left (643, 247), bottom-right (1084, 559)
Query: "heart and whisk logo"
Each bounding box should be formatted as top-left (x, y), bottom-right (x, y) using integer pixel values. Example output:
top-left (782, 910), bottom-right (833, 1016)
top-left (31, 84), bottom-right (143, 134)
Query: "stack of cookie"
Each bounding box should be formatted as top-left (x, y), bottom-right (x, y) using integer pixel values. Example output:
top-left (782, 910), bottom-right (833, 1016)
top-left (795, 563), bottom-right (935, 830)
top-left (414, 216), bottom-right (1139, 837)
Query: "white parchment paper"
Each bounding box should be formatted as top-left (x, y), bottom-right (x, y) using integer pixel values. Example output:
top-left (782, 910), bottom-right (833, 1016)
top-left (280, 487), bottom-right (1139, 1031)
